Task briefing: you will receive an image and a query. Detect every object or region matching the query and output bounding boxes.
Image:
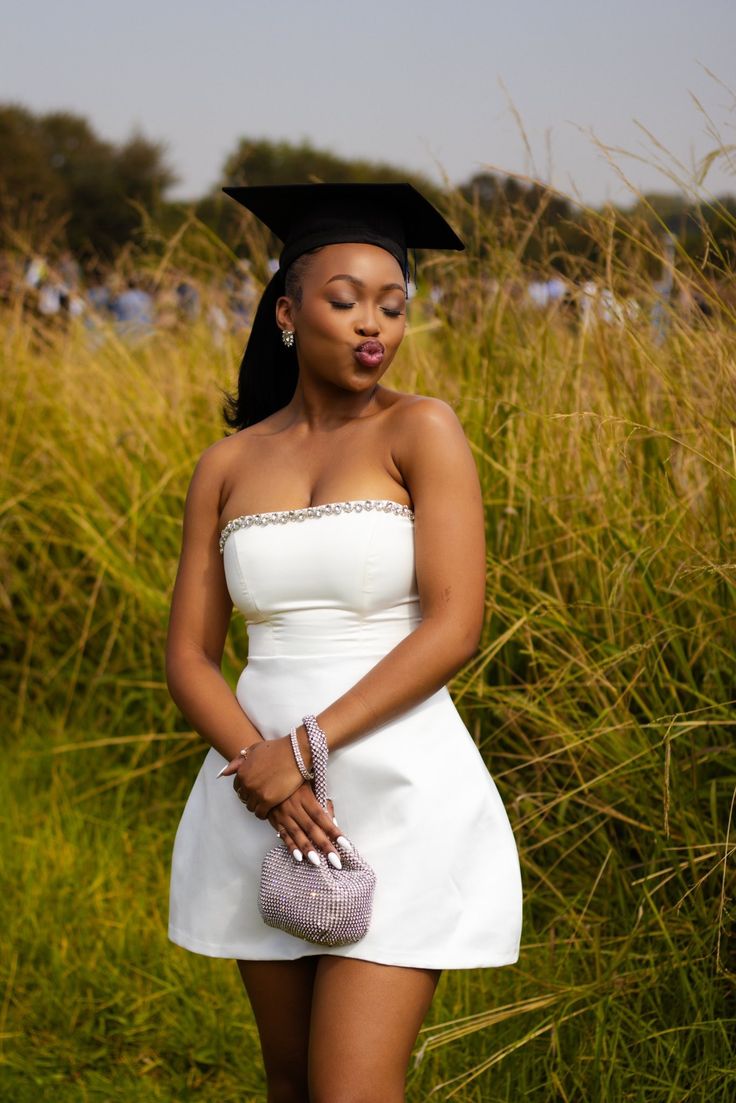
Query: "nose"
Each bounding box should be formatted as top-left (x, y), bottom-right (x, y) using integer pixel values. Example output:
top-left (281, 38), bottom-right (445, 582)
top-left (355, 305), bottom-right (380, 336)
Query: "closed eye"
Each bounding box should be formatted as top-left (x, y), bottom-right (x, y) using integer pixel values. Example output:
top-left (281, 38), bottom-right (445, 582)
top-left (329, 301), bottom-right (404, 317)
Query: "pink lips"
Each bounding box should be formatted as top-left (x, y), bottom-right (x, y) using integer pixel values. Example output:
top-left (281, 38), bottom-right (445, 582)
top-left (354, 340), bottom-right (385, 368)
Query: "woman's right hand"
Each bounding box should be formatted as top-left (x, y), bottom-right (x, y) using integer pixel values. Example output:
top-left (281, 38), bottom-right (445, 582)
top-left (266, 783), bottom-right (353, 870)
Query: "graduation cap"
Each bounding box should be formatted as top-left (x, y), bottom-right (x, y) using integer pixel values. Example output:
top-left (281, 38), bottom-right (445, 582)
top-left (222, 181), bottom-right (465, 278)
top-left (221, 181), bottom-right (465, 430)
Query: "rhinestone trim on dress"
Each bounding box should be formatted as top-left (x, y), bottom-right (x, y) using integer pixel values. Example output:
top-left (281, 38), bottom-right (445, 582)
top-left (219, 498), bottom-right (414, 554)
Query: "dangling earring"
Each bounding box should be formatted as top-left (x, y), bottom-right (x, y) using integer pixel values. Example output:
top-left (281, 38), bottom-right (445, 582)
top-left (281, 329), bottom-right (295, 348)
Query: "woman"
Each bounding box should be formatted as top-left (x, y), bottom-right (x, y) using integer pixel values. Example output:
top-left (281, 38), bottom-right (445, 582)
top-left (165, 183), bottom-right (523, 1103)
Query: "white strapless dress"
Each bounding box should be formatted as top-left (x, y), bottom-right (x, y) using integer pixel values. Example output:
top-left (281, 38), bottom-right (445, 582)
top-left (168, 499), bottom-right (523, 968)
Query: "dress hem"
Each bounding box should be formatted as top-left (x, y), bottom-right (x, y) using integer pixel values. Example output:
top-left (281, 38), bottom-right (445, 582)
top-left (167, 925), bottom-right (520, 970)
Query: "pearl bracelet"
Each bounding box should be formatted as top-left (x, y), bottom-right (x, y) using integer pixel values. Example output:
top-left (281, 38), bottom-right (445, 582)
top-left (289, 726), bottom-right (314, 781)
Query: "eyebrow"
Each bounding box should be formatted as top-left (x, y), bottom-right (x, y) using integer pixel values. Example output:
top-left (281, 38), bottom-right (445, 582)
top-left (324, 274), bottom-right (406, 294)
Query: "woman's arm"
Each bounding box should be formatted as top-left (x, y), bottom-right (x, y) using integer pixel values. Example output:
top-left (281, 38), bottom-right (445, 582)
top-left (238, 396), bottom-right (486, 818)
top-left (166, 438), bottom-right (344, 864)
top-left (165, 440), bottom-right (268, 757)
top-left (320, 395), bottom-right (485, 738)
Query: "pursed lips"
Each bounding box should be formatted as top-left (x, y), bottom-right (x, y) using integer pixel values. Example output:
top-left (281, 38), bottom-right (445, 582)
top-left (354, 340), bottom-right (385, 354)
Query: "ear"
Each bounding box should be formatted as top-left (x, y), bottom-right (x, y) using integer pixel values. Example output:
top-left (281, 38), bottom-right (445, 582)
top-left (275, 295), bottom-right (295, 332)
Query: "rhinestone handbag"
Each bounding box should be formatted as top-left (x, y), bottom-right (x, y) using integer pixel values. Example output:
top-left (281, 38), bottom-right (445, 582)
top-left (258, 715), bottom-right (377, 947)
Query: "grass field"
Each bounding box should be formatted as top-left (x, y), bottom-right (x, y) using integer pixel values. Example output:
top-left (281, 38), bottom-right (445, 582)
top-left (1, 192), bottom-right (735, 1101)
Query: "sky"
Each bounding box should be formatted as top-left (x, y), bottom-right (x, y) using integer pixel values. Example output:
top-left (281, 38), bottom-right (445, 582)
top-left (1, 0), bottom-right (734, 210)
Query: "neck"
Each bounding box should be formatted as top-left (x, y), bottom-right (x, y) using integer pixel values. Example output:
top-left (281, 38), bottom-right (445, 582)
top-left (285, 378), bottom-right (382, 431)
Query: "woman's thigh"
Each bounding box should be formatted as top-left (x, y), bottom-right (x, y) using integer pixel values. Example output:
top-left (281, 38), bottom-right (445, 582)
top-left (237, 956), bottom-right (319, 1099)
top-left (308, 956), bottom-right (441, 1103)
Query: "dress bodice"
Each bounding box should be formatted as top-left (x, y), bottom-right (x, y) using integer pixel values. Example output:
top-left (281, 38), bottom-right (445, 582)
top-left (220, 500), bottom-right (420, 659)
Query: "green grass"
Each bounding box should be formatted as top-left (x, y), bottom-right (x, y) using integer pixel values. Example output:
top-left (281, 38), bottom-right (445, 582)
top-left (1, 190), bottom-right (735, 1100)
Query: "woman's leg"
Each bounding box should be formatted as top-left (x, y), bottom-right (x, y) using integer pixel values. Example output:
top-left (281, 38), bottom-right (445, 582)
top-left (237, 956), bottom-right (319, 1103)
top-left (308, 956), bottom-right (442, 1103)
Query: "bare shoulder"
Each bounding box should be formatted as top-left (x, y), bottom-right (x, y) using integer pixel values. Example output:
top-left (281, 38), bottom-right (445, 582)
top-left (183, 432), bottom-right (243, 520)
top-left (385, 393), bottom-right (480, 514)
top-left (386, 391), bottom-right (464, 431)
top-left (196, 432), bottom-right (241, 466)
top-left (387, 394), bottom-right (469, 463)
top-left (189, 431), bottom-right (233, 480)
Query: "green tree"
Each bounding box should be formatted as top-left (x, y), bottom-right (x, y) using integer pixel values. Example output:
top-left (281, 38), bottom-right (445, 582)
top-left (202, 136), bottom-right (443, 257)
top-left (0, 103), bottom-right (176, 258)
top-left (457, 170), bottom-right (581, 271)
top-left (220, 136), bottom-right (438, 193)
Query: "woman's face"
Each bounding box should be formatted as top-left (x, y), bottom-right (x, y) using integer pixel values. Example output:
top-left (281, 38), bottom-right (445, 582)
top-left (276, 242), bottom-right (407, 393)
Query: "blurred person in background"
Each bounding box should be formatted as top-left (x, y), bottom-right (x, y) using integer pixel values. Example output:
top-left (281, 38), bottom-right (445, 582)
top-left (110, 273), bottom-right (155, 340)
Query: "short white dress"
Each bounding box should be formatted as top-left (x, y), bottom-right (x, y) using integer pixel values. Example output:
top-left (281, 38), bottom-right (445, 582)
top-left (168, 499), bottom-right (523, 968)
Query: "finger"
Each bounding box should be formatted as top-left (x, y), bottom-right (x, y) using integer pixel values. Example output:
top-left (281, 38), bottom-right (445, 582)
top-left (323, 801), bottom-right (353, 851)
top-left (243, 789), bottom-right (256, 812)
top-left (216, 759), bottom-right (240, 778)
top-left (291, 805), bottom-right (345, 869)
top-left (302, 794), bottom-right (347, 846)
top-left (283, 815), bottom-right (327, 868)
top-left (326, 800), bottom-right (343, 833)
top-left (274, 824), bottom-right (303, 863)
top-left (314, 800), bottom-right (353, 853)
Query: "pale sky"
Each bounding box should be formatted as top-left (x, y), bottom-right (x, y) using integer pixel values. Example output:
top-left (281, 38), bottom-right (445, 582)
top-left (2, 0), bottom-right (734, 209)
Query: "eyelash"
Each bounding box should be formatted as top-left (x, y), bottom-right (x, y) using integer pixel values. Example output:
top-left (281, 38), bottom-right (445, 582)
top-left (329, 301), bottom-right (404, 317)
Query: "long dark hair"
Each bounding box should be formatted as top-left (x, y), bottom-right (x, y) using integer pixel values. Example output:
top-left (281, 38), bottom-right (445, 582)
top-left (221, 268), bottom-right (299, 432)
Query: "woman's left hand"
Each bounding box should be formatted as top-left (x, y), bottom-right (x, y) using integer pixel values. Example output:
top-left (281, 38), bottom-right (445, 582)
top-left (267, 788), bottom-right (350, 869)
top-left (217, 737), bottom-right (304, 818)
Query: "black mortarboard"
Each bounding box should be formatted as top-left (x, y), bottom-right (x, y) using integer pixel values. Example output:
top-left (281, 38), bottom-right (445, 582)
top-left (222, 181), bottom-right (465, 277)
top-left (221, 181), bottom-right (464, 430)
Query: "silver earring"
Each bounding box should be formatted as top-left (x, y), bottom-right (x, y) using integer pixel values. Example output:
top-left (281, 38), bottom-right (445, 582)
top-left (281, 329), bottom-right (295, 348)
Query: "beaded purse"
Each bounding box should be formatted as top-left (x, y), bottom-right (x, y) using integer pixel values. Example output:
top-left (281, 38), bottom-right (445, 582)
top-left (258, 715), bottom-right (377, 947)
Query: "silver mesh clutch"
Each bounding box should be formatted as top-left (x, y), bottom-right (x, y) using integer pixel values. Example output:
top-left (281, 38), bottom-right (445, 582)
top-left (258, 715), bottom-right (377, 947)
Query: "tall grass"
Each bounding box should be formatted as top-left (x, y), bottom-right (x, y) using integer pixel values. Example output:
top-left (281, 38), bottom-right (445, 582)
top-left (1, 168), bottom-right (735, 1100)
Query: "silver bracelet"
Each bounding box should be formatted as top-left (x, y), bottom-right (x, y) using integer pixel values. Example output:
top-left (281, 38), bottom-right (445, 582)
top-left (289, 726), bottom-right (314, 781)
top-left (302, 715), bottom-right (329, 810)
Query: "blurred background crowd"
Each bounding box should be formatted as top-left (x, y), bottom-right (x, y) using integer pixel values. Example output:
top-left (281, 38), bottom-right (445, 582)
top-left (2, 239), bottom-right (725, 350)
top-left (1, 104), bottom-right (733, 351)
top-left (5, 250), bottom-right (258, 343)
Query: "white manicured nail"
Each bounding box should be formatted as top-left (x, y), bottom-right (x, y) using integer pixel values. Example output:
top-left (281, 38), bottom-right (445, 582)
top-left (332, 816), bottom-right (339, 825)
top-left (307, 850), bottom-right (321, 867)
top-left (292, 849), bottom-right (303, 863)
top-left (216, 764), bottom-right (228, 778)
top-left (336, 835), bottom-right (352, 851)
top-left (327, 852), bottom-right (343, 870)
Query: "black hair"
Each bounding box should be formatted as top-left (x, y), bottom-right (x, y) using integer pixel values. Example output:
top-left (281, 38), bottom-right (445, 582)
top-left (221, 248), bottom-right (323, 433)
top-left (284, 249), bottom-right (320, 310)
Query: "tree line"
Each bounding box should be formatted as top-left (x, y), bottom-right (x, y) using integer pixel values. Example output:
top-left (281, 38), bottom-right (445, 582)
top-left (1, 103), bottom-right (733, 276)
